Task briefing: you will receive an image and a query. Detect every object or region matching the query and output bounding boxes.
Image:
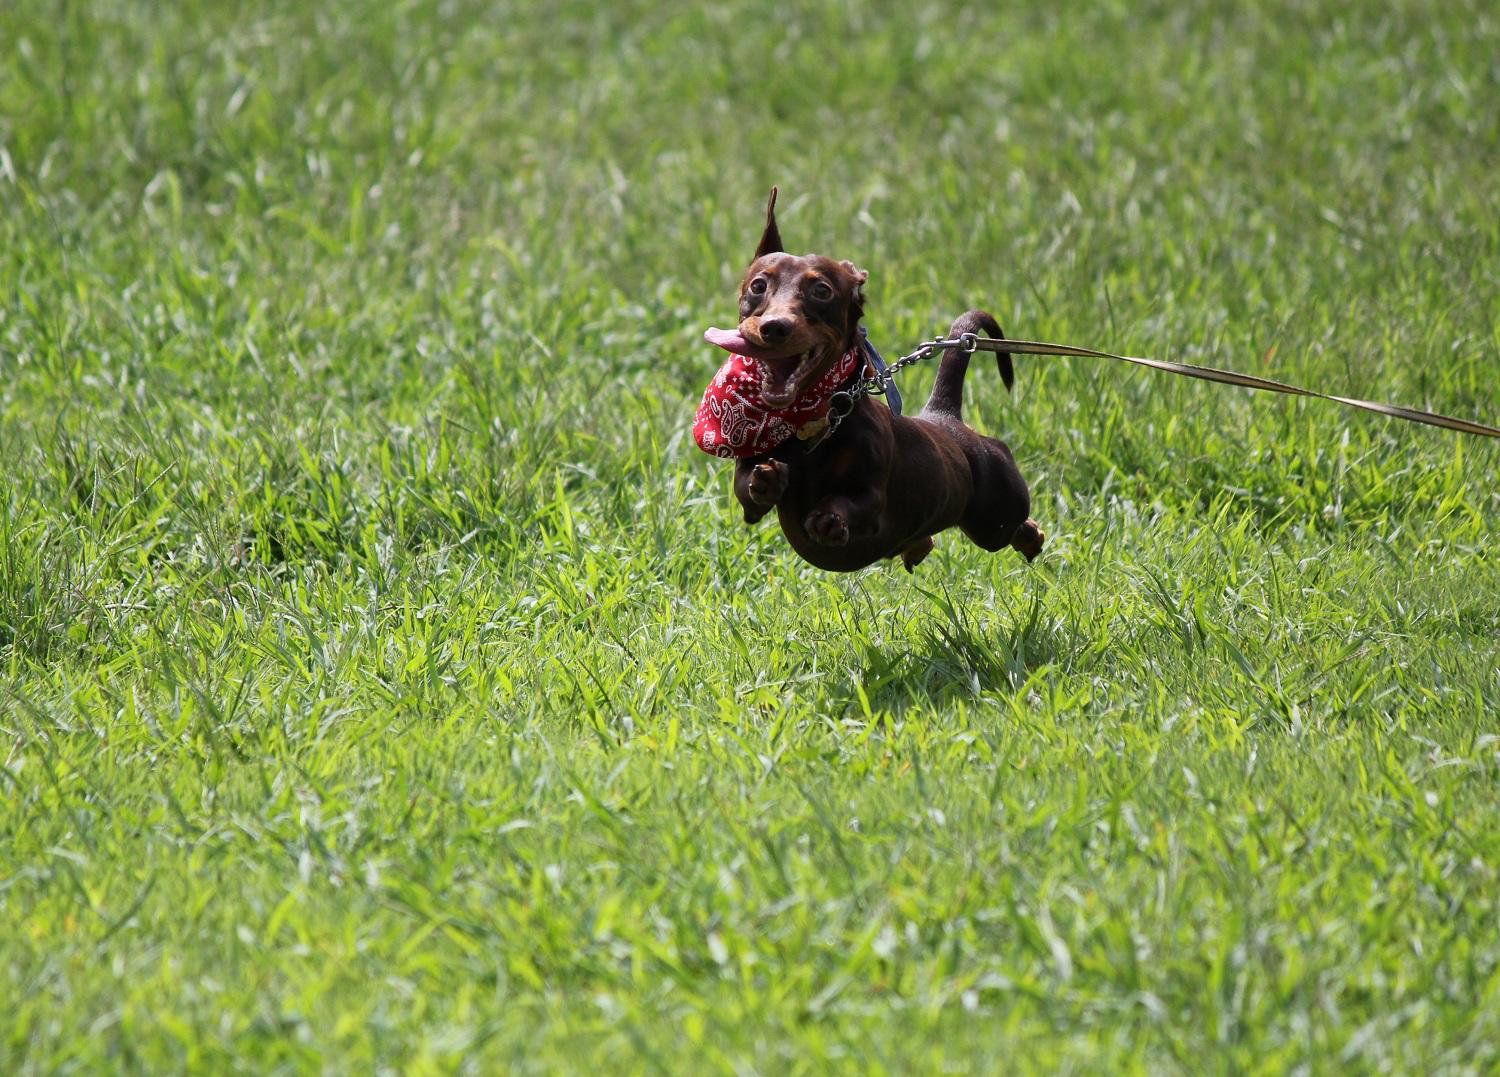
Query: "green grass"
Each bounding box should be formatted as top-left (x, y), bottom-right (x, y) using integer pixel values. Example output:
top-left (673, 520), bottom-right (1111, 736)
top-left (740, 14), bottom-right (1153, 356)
top-left (3, 0), bottom-right (1499, 1071)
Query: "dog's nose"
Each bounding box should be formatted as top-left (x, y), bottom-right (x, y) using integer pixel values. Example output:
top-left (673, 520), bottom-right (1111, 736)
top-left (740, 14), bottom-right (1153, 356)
top-left (759, 318), bottom-right (793, 345)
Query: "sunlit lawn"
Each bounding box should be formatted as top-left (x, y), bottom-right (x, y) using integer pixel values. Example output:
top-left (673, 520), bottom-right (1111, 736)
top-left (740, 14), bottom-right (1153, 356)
top-left (3, 0), bottom-right (1499, 1071)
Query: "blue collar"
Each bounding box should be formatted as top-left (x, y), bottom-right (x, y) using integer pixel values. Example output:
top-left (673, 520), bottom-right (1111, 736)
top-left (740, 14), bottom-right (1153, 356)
top-left (858, 328), bottom-right (902, 416)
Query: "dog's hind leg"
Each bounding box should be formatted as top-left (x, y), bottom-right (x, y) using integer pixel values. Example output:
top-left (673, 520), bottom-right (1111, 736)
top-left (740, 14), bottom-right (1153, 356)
top-left (960, 437), bottom-right (1042, 561)
top-left (1008, 520), bottom-right (1046, 562)
top-left (963, 515), bottom-right (1045, 562)
top-left (900, 535), bottom-right (934, 572)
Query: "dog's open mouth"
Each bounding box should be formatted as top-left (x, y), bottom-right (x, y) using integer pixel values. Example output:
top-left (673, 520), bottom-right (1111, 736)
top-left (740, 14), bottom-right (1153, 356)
top-left (704, 327), bottom-right (823, 408)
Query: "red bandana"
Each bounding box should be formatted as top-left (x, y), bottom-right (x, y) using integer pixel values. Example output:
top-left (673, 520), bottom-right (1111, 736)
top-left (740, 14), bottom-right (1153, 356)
top-left (693, 348), bottom-right (862, 459)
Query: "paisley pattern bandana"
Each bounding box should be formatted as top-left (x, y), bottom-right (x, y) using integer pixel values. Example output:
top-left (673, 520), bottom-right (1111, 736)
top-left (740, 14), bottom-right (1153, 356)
top-left (693, 347), bottom-right (862, 459)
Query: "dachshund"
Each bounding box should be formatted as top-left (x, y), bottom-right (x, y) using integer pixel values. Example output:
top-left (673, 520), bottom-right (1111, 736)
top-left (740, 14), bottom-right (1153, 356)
top-left (694, 188), bottom-right (1043, 572)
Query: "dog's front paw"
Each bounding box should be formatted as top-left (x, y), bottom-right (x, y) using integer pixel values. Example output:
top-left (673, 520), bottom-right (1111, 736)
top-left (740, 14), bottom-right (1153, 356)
top-left (748, 461), bottom-right (788, 506)
top-left (804, 507), bottom-right (850, 547)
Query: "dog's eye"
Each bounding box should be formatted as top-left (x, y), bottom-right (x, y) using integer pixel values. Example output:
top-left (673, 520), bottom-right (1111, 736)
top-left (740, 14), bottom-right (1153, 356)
top-left (809, 280), bottom-right (834, 301)
top-left (748, 278), bottom-right (767, 295)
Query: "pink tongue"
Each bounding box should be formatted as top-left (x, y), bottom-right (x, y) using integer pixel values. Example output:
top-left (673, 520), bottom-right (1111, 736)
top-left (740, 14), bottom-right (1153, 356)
top-left (704, 327), bottom-right (749, 353)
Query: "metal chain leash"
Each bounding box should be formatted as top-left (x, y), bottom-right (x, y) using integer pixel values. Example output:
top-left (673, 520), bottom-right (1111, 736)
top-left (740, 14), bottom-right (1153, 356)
top-left (814, 333), bottom-right (981, 446)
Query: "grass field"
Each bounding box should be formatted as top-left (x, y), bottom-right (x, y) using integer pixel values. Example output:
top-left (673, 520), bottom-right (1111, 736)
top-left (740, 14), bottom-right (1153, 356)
top-left (4, 0), bottom-right (1500, 1071)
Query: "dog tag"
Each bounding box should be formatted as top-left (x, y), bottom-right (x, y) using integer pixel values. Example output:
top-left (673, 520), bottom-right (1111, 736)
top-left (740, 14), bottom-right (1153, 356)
top-left (795, 416), bottom-right (830, 441)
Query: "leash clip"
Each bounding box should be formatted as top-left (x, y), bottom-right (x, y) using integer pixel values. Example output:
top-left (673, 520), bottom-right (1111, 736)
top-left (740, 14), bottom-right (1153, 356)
top-left (826, 390), bottom-right (855, 423)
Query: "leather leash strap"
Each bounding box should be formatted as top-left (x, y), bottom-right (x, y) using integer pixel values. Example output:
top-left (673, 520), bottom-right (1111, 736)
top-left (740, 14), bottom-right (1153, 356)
top-left (950, 334), bottom-right (1500, 439)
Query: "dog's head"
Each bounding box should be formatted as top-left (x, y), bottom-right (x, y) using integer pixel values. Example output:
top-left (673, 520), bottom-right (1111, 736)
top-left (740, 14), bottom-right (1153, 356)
top-left (704, 188), bottom-right (868, 408)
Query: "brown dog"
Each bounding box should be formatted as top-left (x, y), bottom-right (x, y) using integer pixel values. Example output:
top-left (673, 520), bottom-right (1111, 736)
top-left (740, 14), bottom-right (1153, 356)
top-left (696, 189), bottom-right (1044, 572)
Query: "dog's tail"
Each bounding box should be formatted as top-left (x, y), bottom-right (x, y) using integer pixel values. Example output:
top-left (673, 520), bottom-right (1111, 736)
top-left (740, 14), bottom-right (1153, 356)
top-left (922, 310), bottom-right (1014, 419)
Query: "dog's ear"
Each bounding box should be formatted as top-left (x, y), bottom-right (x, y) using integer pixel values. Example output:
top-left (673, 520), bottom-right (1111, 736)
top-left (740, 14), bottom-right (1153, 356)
top-left (753, 187), bottom-right (783, 261)
top-left (840, 260), bottom-right (868, 306)
top-left (841, 260), bottom-right (868, 339)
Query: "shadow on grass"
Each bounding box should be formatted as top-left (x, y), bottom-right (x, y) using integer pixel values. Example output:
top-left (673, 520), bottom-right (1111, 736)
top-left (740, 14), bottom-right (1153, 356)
top-left (847, 587), bottom-right (1079, 714)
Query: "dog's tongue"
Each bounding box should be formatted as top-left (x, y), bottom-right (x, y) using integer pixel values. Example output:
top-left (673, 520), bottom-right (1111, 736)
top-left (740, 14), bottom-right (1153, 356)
top-left (704, 327), bottom-right (749, 354)
top-left (704, 326), bottom-right (800, 403)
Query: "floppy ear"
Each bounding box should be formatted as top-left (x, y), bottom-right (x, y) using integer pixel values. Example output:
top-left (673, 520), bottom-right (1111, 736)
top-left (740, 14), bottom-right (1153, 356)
top-left (753, 186), bottom-right (783, 260)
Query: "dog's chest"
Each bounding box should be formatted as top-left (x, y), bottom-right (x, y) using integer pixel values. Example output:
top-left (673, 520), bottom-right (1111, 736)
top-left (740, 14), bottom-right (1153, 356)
top-left (782, 443), bottom-right (862, 504)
